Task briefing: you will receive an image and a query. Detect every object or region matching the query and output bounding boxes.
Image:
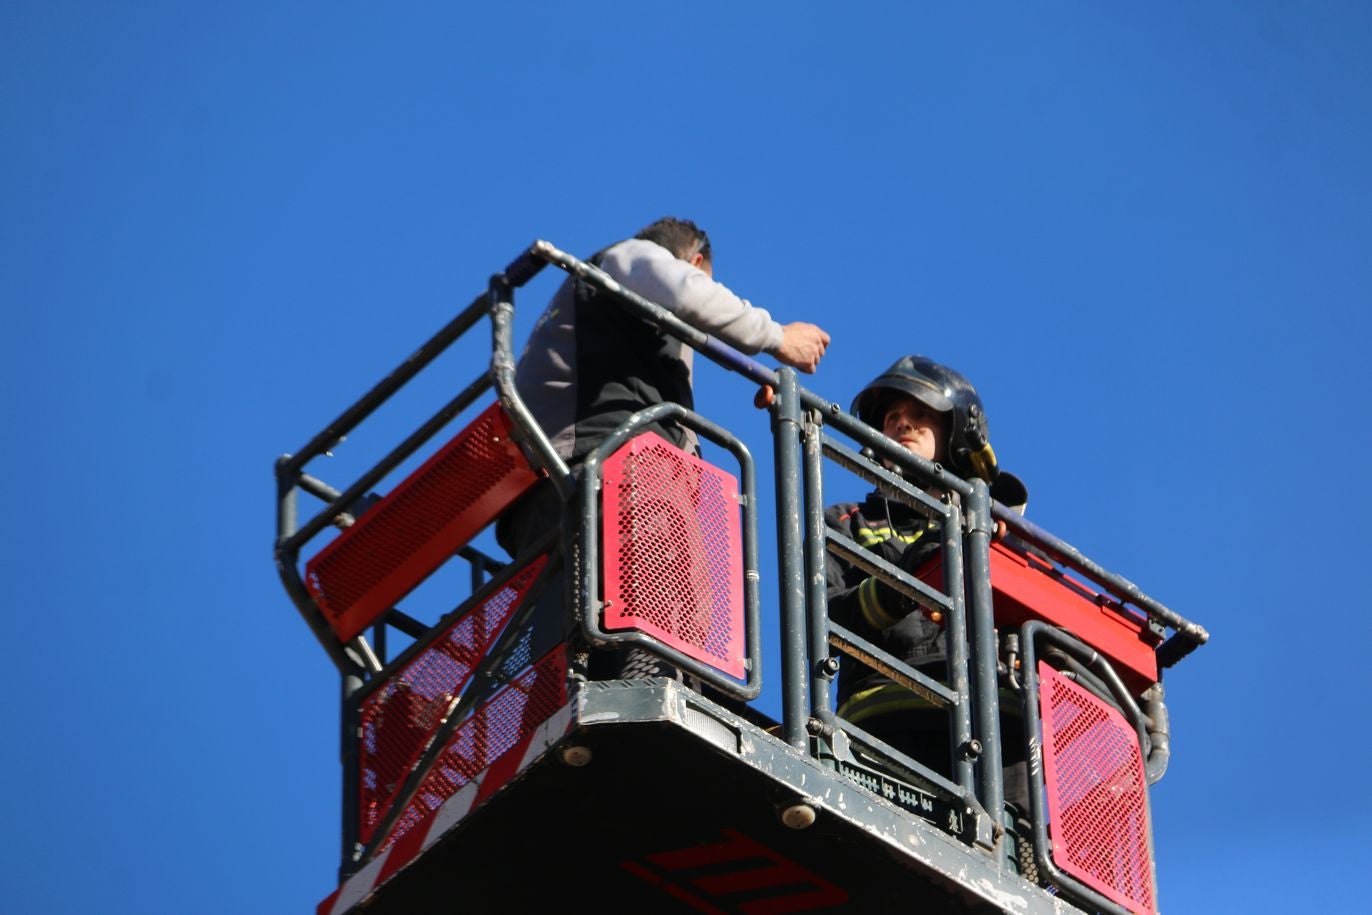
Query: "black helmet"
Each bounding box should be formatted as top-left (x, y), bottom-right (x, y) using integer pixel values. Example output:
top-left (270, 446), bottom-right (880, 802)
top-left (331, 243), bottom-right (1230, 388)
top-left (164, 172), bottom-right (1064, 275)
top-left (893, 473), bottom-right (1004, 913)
top-left (851, 355), bottom-right (1000, 484)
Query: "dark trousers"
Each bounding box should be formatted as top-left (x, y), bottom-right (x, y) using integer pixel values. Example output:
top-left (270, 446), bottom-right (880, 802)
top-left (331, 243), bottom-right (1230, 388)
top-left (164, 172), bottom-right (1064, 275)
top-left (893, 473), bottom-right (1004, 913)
top-left (494, 477), bottom-right (685, 683)
top-left (495, 479), bottom-right (564, 560)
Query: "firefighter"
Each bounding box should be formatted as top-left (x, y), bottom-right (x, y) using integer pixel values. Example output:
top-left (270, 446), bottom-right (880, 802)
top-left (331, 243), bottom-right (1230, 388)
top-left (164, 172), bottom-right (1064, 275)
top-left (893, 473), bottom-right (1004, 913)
top-left (825, 355), bottom-right (1030, 809)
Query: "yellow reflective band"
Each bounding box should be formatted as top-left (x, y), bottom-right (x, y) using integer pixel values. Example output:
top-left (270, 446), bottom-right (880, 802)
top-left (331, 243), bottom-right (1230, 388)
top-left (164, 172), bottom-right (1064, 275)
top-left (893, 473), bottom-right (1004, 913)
top-left (855, 527), bottom-right (894, 546)
top-left (856, 526), bottom-right (927, 547)
top-left (838, 684), bottom-right (938, 723)
top-left (858, 577), bottom-right (902, 629)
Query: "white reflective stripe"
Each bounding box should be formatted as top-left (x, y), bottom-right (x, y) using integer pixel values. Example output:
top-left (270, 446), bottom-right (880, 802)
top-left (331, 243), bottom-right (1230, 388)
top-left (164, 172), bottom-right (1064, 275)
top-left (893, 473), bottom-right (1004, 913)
top-left (419, 702), bottom-right (574, 854)
top-left (332, 701), bottom-right (580, 912)
top-left (329, 848), bottom-right (390, 915)
top-left (519, 703), bottom-right (574, 770)
top-left (421, 777), bottom-right (482, 853)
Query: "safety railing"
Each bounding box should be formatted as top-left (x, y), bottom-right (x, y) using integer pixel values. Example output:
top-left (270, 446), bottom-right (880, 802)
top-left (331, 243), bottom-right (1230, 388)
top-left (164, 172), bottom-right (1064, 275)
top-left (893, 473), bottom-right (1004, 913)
top-left (276, 238), bottom-right (1210, 909)
top-left (274, 240), bottom-right (777, 874)
top-left (348, 547), bottom-right (560, 862)
top-left (762, 360), bottom-right (1208, 911)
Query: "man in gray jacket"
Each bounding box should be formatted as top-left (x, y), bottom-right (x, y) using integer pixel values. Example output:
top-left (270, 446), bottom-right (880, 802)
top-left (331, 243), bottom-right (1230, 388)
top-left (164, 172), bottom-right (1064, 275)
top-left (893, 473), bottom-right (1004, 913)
top-left (499, 216), bottom-right (830, 556)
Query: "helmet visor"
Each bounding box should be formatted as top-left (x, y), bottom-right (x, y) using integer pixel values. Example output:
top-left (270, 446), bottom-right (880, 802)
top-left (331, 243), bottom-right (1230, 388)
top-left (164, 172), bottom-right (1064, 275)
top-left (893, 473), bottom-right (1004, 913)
top-left (852, 374), bottom-right (954, 426)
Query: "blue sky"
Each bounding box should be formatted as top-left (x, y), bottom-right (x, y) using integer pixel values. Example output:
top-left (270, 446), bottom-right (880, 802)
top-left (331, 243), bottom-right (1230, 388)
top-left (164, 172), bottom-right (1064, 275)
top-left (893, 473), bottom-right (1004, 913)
top-left (4, 3), bottom-right (1369, 912)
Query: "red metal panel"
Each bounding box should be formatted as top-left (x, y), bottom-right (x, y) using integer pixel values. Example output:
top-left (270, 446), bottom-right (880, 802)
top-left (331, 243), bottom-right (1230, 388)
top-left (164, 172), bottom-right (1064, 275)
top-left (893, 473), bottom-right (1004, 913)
top-left (356, 556), bottom-right (547, 845)
top-left (601, 433), bottom-right (745, 679)
top-left (919, 542), bottom-right (1159, 691)
top-left (305, 403), bottom-right (539, 643)
top-left (381, 643), bottom-right (569, 851)
top-left (1040, 662), bottom-right (1155, 915)
top-left (990, 543), bottom-right (1158, 690)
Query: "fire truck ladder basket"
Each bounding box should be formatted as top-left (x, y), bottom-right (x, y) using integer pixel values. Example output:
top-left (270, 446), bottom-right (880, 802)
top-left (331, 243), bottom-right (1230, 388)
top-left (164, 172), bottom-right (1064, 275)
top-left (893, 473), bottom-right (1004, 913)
top-left (276, 238), bottom-right (1211, 915)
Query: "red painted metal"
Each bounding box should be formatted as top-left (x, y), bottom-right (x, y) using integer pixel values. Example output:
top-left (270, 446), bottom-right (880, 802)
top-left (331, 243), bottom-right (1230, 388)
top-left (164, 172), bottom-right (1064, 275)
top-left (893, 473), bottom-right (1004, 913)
top-left (920, 541), bottom-right (1160, 691)
top-left (305, 403), bottom-right (539, 643)
top-left (380, 644), bottom-right (569, 851)
top-left (356, 556), bottom-right (547, 845)
top-left (621, 828), bottom-right (850, 912)
top-left (601, 433), bottom-right (745, 679)
top-left (1040, 662), bottom-right (1155, 915)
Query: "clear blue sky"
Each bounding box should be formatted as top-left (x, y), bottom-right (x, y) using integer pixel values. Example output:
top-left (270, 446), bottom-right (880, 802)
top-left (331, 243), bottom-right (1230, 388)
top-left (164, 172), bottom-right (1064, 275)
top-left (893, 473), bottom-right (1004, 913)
top-left (4, 3), bottom-right (1369, 912)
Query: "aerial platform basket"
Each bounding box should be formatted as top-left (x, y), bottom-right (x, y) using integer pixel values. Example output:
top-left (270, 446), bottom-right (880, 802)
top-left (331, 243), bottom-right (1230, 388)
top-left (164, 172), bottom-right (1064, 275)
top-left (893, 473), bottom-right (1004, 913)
top-left (276, 238), bottom-right (1210, 915)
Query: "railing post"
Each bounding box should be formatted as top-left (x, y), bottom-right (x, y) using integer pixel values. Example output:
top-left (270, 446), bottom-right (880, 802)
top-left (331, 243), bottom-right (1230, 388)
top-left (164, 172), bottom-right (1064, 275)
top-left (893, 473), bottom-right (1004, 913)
top-left (964, 479), bottom-right (1007, 860)
top-left (939, 499), bottom-right (977, 796)
top-left (771, 368), bottom-right (810, 752)
top-left (801, 411), bottom-right (834, 738)
top-left (489, 274), bottom-right (571, 494)
top-left (339, 672), bottom-right (364, 881)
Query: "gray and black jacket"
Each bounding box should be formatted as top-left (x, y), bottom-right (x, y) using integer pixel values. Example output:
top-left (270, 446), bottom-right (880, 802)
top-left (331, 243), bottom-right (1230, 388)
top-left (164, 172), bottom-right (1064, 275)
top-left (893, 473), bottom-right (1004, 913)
top-left (515, 238), bottom-right (785, 463)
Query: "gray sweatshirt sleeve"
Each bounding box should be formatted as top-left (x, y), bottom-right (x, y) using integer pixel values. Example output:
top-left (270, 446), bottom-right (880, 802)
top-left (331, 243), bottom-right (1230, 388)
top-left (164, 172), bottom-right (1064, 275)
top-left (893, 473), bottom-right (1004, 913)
top-left (597, 239), bottom-right (786, 355)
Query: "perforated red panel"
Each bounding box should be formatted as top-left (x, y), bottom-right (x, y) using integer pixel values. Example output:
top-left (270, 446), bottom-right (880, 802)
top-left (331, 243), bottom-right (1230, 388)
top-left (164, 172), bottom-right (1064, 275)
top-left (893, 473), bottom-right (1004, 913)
top-left (382, 644), bottom-right (569, 850)
top-left (601, 433), bottom-right (744, 679)
top-left (306, 403), bottom-right (539, 642)
top-left (356, 557), bottom-right (547, 844)
top-left (1040, 662), bottom-right (1155, 915)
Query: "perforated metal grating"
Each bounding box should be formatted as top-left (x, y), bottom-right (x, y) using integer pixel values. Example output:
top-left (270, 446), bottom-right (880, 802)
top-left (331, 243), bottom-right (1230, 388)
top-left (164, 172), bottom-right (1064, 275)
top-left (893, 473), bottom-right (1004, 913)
top-left (1039, 662), bottom-right (1155, 915)
top-left (602, 433), bottom-right (744, 678)
top-left (382, 645), bottom-right (568, 850)
top-left (356, 557), bottom-right (546, 844)
top-left (306, 403), bottom-right (538, 642)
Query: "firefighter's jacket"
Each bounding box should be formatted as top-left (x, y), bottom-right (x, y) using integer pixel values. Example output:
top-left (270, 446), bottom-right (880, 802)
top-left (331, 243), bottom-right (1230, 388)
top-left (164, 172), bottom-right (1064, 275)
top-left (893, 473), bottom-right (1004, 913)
top-left (825, 490), bottom-right (946, 725)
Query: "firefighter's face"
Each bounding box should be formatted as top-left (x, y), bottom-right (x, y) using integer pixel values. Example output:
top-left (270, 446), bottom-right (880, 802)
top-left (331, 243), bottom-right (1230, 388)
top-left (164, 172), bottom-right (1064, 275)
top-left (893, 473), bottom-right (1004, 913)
top-left (883, 395), bottom-right (948, 463)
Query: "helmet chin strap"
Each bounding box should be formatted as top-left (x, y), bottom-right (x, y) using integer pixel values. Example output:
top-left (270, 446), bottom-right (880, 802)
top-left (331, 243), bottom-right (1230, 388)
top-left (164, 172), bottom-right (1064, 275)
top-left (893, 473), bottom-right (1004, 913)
top-left (959, 402), bottom-right (997, 482)
top-left (967, 442), bottom-right (997, 482)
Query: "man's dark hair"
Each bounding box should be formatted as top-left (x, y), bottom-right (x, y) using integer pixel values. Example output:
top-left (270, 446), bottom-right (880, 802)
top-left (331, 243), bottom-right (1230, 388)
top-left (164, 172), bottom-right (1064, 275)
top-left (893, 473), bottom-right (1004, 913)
top-left (635, 217), bottom-right (712, 264)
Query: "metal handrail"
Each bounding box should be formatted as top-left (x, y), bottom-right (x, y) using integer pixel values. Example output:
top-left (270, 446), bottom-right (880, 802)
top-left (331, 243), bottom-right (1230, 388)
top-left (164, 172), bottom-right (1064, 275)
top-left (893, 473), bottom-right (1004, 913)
top-left (786, 385), bottom-right (987, 826)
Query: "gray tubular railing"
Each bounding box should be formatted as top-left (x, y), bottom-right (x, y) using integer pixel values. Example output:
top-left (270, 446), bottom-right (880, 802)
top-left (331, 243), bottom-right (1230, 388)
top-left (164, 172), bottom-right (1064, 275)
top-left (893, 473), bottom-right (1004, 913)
top-left (825, 623), bottom-right (958, 707)
top-left (962, 479), bottom-right (1006, 860)
top-left (824, 530), bottom-right (955, 618)
top-left (992, 505), bottom-right (1209, 668)
top-left (799, 406), bottom-right (982, 810)
top-left (488, 274), bottom-right (572, 496)
top-left (802, 411), bottom-right (836, 736)
top-left (772, 368), bottom-right (811, 749)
